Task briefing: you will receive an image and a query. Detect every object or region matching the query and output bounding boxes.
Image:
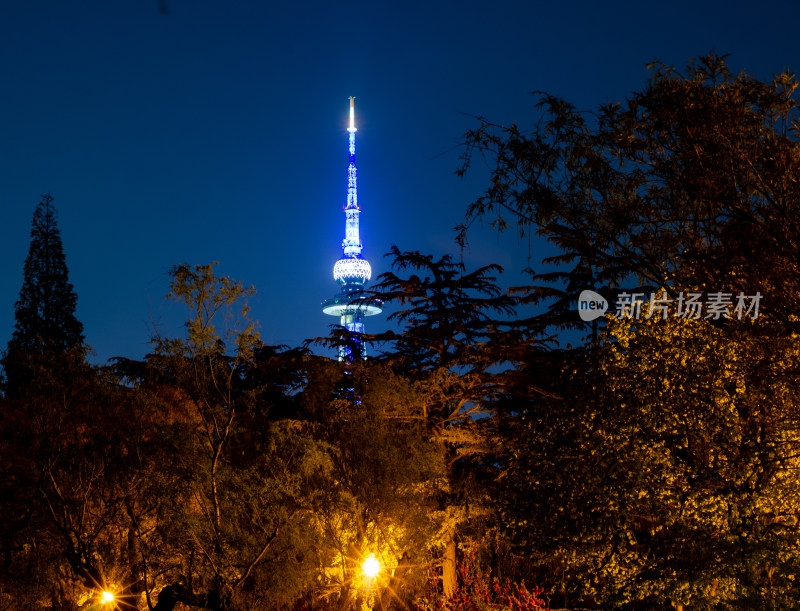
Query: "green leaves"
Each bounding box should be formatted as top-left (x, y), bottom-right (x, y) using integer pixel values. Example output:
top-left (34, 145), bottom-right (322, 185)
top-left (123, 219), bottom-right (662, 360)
top-left (461, 55), bottom-right (800, 608)
top-left (166, 262), bottom-right (259, 360)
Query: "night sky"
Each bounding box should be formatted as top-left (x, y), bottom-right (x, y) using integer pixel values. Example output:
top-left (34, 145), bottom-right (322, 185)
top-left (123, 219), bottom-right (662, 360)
top-left (2, 0), bottom-right (799, 363)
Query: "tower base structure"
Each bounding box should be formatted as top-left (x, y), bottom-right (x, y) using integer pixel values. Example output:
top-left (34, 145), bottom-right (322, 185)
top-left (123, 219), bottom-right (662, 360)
top-left (322, 294), bottom-right (382, 360)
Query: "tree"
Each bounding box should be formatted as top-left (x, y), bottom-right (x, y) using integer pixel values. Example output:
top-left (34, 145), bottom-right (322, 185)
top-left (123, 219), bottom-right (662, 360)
top-left (2, 193), bottom-right (84, 396)
top-left (459, 54), bottom-right (800, 607)
top-left (0, 342), bottom-right (155, 609)
top-left (365, 247), bottom-right (522, 598)
top-left (0, 194), bottom-right (101, 609)
top-left (458, 54), bottom-right (800, 335)
top-left (297, 357), bottom-right (447, 610)
top-left (142, 263), bottom-right (331, 611)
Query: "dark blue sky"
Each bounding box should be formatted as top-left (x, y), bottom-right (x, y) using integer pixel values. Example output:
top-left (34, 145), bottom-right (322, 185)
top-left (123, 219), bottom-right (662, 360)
top-left (2, 0), bottom-right (799, 362)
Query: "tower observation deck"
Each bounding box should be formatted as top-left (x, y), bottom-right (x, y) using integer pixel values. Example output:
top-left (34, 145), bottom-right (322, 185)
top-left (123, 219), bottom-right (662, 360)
top-left (322, 97), bottom-right (381, 360)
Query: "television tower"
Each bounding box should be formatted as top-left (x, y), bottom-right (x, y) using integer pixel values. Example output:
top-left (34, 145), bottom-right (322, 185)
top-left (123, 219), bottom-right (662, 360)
top-left (322, 97), bottom-right (381, 360)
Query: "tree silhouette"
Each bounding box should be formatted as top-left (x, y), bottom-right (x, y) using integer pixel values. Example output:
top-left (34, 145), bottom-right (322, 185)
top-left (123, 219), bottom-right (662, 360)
top-left (2, 193), bottom-right (84, 395)
top-left (366, 247), bottom-right (521, 598)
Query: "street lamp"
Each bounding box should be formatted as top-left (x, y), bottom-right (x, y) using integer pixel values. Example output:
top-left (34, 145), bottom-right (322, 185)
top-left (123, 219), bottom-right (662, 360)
top-left (362, 553), bottom-right (380, 578)
top-left (101, 590), bottom-right (115, 604)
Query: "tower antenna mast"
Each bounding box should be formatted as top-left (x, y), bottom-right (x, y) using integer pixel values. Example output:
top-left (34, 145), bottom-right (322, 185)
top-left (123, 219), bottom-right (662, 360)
top-left (322, 97), bottom-right (382, 360)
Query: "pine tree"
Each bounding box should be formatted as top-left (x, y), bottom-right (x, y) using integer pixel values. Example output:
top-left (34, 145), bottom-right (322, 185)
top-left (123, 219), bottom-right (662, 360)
top-left (366, 247), bottom-right (520, 598)
top-left (2, 194), bottom-right (84, 394)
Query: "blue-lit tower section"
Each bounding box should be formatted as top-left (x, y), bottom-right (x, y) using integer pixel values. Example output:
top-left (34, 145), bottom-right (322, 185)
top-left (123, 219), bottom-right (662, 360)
top-left (322, 97), bottom-right (381, 360)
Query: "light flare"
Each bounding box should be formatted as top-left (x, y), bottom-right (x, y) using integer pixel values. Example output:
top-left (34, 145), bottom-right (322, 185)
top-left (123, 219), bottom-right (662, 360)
top-left (362, 554), bottom-right (380, 578)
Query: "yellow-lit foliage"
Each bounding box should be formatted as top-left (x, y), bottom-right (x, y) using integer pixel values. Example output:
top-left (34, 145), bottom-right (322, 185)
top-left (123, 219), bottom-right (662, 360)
top-left (590, 311), bottom-right (800, 606)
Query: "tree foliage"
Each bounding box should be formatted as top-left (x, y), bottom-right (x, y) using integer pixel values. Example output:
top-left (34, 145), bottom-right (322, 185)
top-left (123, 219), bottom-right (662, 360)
top-left (10, 193), bottom-right (84, 352)
top-left (365, 247), bottom-right (525, 598)
top-left (139, 263), bottom-right (330, 610)
top-left (459, 54), bottom-right (800, 334)
top-left (460, 54), bottom-right (800, 608)
top-left (3, 194), bottom-right (85, 397)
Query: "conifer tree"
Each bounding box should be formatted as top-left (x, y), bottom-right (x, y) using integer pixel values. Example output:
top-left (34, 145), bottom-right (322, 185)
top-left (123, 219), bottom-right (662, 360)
top-left (366, 247), bottom-right (520, 598)
top-left (2, 194), bottom-right (84, 394)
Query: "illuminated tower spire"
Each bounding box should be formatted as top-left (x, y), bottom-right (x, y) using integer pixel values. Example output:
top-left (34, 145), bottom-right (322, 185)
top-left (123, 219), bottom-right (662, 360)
top-left (322, 97), bottom-right (382, 360)
top-left (342, 96), bottom-right (361, 257)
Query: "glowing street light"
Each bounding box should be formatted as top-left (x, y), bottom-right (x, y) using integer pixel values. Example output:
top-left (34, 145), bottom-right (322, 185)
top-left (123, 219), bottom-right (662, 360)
top-left (101, 590), bottom-right (115, 604)
top-left (362, 553), bottom-right (380, 578)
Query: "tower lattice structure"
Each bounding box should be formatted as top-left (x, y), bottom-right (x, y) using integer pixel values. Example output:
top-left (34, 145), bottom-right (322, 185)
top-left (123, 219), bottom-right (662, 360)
top-left (322, 97), bottom-right (381, 360)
